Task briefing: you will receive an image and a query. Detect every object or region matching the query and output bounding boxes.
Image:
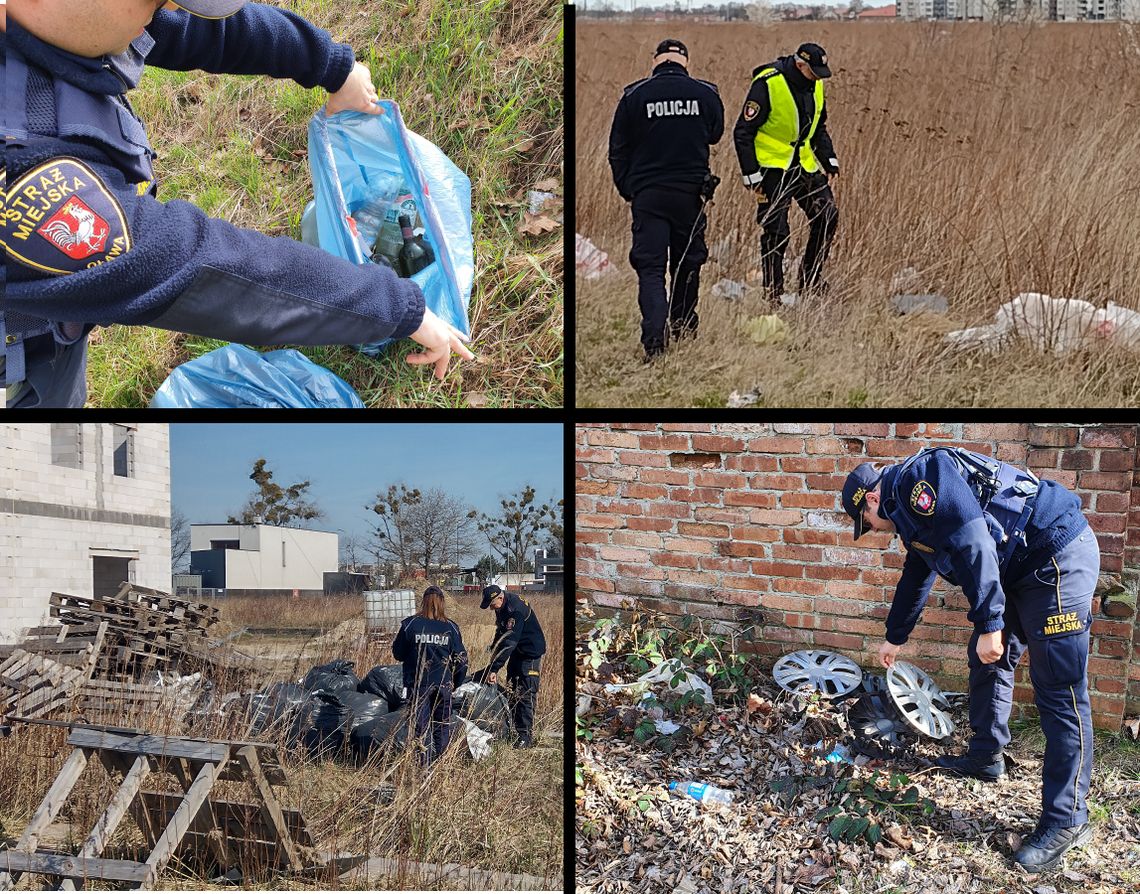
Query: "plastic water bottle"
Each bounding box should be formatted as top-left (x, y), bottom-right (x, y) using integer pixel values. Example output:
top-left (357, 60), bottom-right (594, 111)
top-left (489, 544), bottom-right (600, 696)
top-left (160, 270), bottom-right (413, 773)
top-left (352, 172), bottom-right (402, 245)
top-left (668, 780), bottom-right (734, 805)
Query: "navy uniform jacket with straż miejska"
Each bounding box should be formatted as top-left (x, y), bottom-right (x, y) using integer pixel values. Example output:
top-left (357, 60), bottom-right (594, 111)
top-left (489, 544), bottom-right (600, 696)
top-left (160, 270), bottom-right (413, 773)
top-left (489, 591), bottom-right (547, 673)
top-left (877, 449), bottom-right (1086, 646)
top-left (2, 4), bottom-right (425, 408)
top-left (392, 615), bottom-right (468, 691)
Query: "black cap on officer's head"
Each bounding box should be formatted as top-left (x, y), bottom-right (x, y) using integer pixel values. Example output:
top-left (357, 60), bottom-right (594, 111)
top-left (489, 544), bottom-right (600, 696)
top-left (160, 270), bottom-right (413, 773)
top-left (842, 462), bottom-right (883, 541)
top-left (795, 42), bottom-right (832, 79)
top-left (171, 0), bottom-right (248, 17)
top-left (480, 585), bottom-right (503, 609)
top-left (654, 39), bottom-right (689, 60)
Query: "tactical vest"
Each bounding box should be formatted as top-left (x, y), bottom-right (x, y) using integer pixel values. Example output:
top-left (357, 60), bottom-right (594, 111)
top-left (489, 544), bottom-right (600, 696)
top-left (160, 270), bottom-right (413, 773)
top-left (2, 37), bottom-right (158, 395)
top-left (750, 68), bottom-right (823, 173)
top-left (891, 446), bottom-right (1040, 568)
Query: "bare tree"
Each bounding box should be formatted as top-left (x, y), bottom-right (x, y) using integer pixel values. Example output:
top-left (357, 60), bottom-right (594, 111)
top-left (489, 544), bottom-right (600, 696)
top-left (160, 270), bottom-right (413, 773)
top-left (544, 498), bottom-right (565, 556)
top-left (171, 507), bottom-right (191, 572)
top-left (367, 484), bottom-right (421, 579)
top-left (340, 534), bottom-right (364, 570)
top-left (404, 489), bottom-right (482, 580)
top-left (227, 458), bottom-right (322, 527)
top-left (477, 486), bottom-right (560, 580)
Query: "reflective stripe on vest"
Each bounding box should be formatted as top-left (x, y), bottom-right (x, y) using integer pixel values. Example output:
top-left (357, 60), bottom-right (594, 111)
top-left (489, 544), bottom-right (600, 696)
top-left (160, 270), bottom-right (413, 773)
top-left (750, 68), bottom-right (823, 173)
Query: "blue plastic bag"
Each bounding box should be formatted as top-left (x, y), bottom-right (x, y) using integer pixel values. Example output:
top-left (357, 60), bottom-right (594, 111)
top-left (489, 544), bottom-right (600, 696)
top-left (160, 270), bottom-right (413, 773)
top-left (306, 103), bottom-right (473, 354)
top-left (150, 345), bottom-right (365, 408)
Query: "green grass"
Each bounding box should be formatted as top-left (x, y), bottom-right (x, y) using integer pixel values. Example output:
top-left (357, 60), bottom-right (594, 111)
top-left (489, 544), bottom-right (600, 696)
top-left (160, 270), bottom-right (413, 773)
top-left (86, 0), bottom-right (562, 407)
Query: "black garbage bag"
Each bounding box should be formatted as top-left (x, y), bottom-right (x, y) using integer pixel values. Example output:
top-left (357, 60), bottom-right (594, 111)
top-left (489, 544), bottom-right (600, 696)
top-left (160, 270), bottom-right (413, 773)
top-left (298, 690), bottom-right (354, 757)
top-left (350, 707), bottom-right (411, 759)
top-left (336, 690), bottom-right (390, 731)
top-left (248, 682), bottom-right (309, 737)
top-left (350, 708), bottom-right (467, 761)
top-left (454, 683), bottom-right (510, 738)
top-left (302, 659), bottom-right (360, 694)
top-left (358, 664), bottom-right (407, 711)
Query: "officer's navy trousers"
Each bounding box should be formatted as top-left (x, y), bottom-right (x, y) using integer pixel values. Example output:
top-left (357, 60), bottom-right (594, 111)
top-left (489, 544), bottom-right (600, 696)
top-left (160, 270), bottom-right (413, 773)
top-left (412, 682), bottom-right (453, 767)
top-left (966, 527), bottom-right (1099, 829)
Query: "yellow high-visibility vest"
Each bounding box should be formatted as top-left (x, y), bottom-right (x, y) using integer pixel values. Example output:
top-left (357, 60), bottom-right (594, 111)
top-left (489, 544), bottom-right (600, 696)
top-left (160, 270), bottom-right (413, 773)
top-left (751, 68), bottom-right (824, 173)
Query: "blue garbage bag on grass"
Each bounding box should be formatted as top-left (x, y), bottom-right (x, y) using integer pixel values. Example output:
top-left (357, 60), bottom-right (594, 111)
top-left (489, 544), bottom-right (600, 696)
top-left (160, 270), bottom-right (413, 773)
top-left (306, 103), bottom-right (474, 355)
top-left (150, 344), bottom-right (364, 408)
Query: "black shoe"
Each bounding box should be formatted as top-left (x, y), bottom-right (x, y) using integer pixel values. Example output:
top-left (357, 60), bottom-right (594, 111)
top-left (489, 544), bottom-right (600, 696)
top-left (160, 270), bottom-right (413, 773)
top-left (1013, 823), bottom-right (1093, 873)
top-left (934, 751), bottom-right (1006, 781)
top-left (643, 346), bottom-right (665, 364)
top-left (513, 737), bottom-right (533, 749)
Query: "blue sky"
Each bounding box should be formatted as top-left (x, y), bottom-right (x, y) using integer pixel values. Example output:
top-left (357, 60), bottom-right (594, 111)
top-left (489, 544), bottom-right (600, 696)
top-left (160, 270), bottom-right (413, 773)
top-left (170, 424), bottom-right (563, 556)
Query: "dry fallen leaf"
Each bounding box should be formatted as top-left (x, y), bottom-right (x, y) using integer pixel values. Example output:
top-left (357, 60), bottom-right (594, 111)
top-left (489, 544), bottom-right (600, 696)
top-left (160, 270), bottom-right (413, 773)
top-left (534, 177), bottom-right (560, 193)
top-left (465, 392), bottom-right (489, 408)
top-left (518, 212), bottom-right (560, 237)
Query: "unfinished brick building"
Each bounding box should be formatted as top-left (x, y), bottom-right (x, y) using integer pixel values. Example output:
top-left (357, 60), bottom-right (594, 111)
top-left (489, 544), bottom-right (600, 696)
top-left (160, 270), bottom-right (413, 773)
top-left (575, 422), bottom-right (1140, 731)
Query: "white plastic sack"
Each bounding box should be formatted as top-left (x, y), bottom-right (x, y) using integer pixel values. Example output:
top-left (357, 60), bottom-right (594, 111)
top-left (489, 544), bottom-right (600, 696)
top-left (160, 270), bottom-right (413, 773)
top-left (576, 232), bottom-right (614, 280)
top-left (461, 717), bottom-right (492, 762)
top-left (603, 657), bottom-right (714, 704)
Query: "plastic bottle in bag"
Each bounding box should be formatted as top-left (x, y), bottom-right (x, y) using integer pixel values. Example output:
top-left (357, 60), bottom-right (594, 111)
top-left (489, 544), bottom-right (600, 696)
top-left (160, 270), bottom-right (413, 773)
top-left (351, 172), bottom-right (403, 245)
top-left (668, 779), bottom-right (735, 805)
top-left (372, 187), bottom-right (421, 267)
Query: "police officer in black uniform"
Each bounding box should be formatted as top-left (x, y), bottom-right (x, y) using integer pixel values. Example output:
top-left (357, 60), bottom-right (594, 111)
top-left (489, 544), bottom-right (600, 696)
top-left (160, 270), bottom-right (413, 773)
top-left (392, 586), bottom-right (468, 767)
top-left (841, 447), bottom-right (1099, 873)
top-left (608, 39), bottom-right (724, 362)
top-left (480, 584), bottom-right (547, 747)
top-left (733, 43), bottom-right (839, 305)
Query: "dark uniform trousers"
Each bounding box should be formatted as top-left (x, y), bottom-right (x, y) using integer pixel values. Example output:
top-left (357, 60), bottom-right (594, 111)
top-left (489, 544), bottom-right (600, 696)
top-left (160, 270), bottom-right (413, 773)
top-left (412, 682), bottom-right (453, 767)
top-left (506, 655), bottom-right (541, 744)
top-left (629, 187), bottom-right (707, 352)
top-left (754, 166), bottom-right (837, 298)
top-left (967, 528), bottom-right (1099, 829)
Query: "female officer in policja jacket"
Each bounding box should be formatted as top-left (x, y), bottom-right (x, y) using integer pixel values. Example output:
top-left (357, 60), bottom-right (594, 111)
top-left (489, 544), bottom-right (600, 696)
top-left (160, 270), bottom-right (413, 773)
top-left (392, 586), bottom-right (468, 767)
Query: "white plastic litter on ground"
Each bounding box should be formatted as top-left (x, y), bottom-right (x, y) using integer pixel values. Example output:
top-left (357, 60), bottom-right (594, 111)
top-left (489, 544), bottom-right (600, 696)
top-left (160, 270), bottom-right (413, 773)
top-left (576, 233), bottom-right (615, 280)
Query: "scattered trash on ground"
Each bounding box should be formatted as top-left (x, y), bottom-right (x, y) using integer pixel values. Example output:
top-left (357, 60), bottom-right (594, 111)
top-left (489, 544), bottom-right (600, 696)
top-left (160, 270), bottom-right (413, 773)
top-left (576, 232), bottom-right (615, 280)
top-left (892, 293), bottom-right (949, 315)
top-left (742, 314), bottom-right (789, 345)
top-left (726, 385), bottom-right (763, 408)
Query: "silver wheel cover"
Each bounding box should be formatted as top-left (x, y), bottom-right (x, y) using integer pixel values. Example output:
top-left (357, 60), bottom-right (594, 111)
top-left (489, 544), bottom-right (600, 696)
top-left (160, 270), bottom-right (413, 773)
top-left (886, 661), bottom-right (955, 739)
top-left (772, 650), bottom-right (862, 698)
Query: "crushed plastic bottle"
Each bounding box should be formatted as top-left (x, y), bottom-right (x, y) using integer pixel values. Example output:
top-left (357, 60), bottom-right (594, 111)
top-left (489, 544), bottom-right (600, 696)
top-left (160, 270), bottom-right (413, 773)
top-left (351, 172), bottom-right (403, 246)
top-left (668, 779), bottom-right (735, 805)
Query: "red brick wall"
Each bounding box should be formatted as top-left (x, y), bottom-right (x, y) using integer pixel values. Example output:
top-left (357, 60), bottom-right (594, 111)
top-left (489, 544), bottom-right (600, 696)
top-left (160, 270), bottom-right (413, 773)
top-left (575, 422), bottom-right (1140, 730)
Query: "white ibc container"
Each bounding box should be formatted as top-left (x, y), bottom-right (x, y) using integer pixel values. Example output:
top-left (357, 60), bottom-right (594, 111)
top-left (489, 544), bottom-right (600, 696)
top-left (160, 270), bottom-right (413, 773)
top-left (364, 589), bottom-right (416, 636)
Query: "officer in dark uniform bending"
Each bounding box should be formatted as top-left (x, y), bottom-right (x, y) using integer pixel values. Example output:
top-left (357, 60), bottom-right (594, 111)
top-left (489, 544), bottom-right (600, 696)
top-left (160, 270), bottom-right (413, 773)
top-left (733, 43), bottom-right (839, 305)
top-left (480, 584), bottom-right (547, 748)
top-left (607, 39), bottom-right (724, 362)
top-left (392, 586), bottom-right (468, 767)
top-left (841, 447), bottom-right (1099, 874)
top-left (1, 0), bottom-right (471, 408)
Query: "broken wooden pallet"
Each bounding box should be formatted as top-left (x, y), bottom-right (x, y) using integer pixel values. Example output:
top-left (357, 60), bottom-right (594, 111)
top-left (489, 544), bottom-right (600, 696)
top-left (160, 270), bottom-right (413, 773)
top-left (0, 727), bottom-right (312, 891)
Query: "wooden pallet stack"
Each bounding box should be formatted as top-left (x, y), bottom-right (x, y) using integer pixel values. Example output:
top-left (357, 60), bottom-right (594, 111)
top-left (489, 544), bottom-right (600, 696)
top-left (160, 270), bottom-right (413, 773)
top-left (0, 622), bottom-right (108, 721)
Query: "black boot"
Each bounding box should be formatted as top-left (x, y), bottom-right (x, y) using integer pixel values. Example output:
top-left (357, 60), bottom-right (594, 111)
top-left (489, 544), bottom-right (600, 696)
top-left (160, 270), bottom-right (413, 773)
top-left (1013, 823), bottom-right (1093, 873)
top-left (934, 751), bottom-right (1006, 781)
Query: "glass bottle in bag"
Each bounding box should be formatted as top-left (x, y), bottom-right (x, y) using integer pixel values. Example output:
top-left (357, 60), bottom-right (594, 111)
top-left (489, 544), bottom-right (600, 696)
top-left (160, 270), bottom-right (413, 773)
top-left (396, 214), bottom-right (435, 277)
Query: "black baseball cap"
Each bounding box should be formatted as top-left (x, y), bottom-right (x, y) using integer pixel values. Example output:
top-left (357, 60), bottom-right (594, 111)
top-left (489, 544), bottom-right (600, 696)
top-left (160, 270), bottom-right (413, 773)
top-left (795, 42), bottom-right (832, 79)
top-left (171, 1), bottom-right (248, 18)
top-left (842, 462), bottom-right (883, 540)
top-left (654, 39), bottom-right (689, 59)
top-left (480, 585), bottom-right (503, 608)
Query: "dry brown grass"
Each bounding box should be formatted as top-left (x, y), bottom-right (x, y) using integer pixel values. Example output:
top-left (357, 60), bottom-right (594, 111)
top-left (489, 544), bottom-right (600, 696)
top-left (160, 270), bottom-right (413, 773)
top-left (0, 592), bottom-right (564, 889)
top-left (575, 20), bottom-right (1140, 407)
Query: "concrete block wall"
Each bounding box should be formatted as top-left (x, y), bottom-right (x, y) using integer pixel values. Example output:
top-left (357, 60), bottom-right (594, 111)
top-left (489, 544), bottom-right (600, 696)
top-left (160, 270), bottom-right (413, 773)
top-left (1, 424), bottom-right (171, 643)
top-left (575, 422), bottom-right (1140, 731)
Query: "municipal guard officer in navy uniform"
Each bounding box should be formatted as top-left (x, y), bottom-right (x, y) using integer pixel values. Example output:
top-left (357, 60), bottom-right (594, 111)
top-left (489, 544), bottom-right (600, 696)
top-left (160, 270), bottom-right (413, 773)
top-left (480, 584), bottom-right (547, 748)
top-left (1, 0), bottom-right (471, 408)
top-left (841, 447), bottom-right (1099, 873)
top-left (392, 586), bottom-right (468, 767)
top-left (733, 43), bottom-right (839, 305)
top-left (607, 39), bottom-right (724, 362)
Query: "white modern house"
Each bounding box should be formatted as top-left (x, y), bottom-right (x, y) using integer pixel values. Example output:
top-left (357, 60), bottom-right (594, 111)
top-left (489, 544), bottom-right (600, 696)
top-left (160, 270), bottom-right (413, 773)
top-left (0, 423), bottom-right (171, 644)
top-left (189, 524), bottom-right (338, 594)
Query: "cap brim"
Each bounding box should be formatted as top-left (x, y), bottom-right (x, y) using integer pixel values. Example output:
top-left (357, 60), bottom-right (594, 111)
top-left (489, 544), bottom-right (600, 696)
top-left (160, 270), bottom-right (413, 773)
top-left (171, 1), bottom-right (247, 18)
top-left (812, 64), bottom-right (832, 78)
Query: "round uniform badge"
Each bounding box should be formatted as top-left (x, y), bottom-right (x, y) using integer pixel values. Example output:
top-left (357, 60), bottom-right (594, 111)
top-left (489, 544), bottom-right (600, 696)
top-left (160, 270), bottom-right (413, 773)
top-left (2, 157), bottom-right (132, 276)
top-left (743, 100), bottom-right (760, 121)
top-left (910, 481), bottom-right (937, 516)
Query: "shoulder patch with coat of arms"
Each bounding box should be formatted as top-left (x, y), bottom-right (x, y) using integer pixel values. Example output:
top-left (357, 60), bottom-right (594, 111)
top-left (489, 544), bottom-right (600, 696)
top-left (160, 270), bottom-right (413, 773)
top-left (909, 480), bottom-right (937, 516)
top-left (1, 157), bottom-right (132, 276)
top-left (743, 100), bottom-right (760, 121)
